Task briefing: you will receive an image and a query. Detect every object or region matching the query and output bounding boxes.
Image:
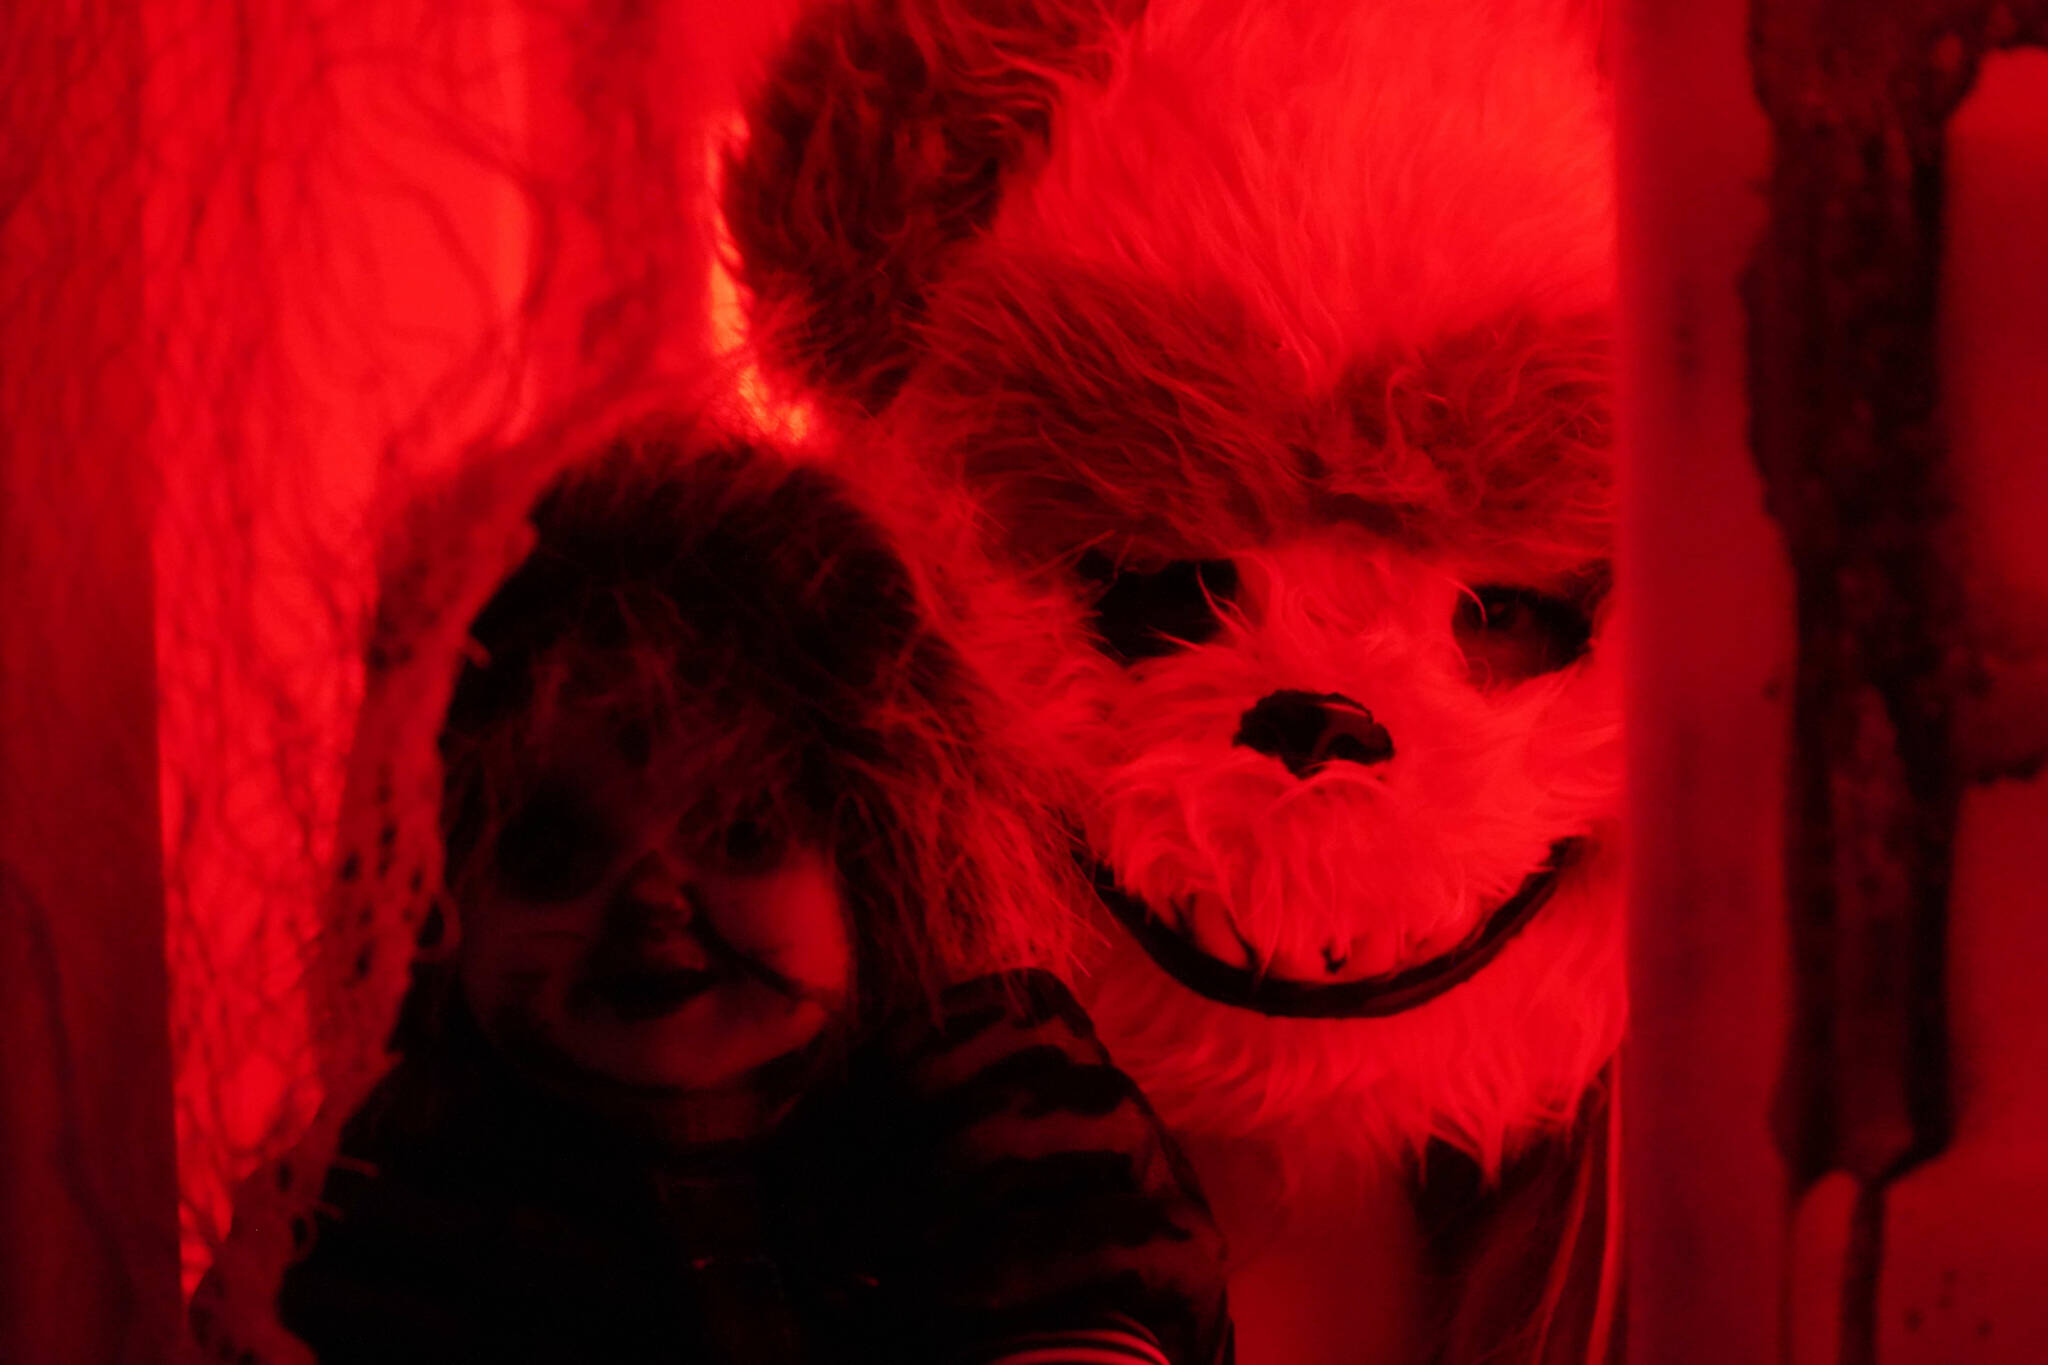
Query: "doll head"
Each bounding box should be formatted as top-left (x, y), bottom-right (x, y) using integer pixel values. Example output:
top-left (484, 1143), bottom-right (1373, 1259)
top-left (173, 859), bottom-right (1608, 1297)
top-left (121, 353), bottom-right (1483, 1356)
top-left (449, 695), bottom-right (854, 1098)
top-left (432, 426), bottom-right (1079, 1115)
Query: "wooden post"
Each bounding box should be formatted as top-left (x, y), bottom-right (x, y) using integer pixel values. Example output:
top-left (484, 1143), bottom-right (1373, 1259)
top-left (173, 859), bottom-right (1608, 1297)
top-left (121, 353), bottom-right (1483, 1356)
top-left (1622, 2), bottom-right (2048, 1361)
top-left (1877, 39), bottom-right (2048, 1364)
top-left (1615, 2), bottom-right (1791, 1361)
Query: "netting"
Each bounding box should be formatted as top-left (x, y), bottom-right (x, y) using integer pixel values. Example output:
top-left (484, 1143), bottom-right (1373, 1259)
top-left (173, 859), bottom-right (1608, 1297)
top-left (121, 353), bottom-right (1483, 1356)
top-left (8, 2), bottom-right (784, 1358)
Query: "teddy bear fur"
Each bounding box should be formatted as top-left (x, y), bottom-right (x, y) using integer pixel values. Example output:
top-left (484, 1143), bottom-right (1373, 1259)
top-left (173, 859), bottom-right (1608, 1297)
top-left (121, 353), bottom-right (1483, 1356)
top-left (724, 0), bottom-right (1624, 1357)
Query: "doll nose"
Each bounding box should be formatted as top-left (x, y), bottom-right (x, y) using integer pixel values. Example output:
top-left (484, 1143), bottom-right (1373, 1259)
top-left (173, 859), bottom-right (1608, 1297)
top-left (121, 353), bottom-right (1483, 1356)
top-left (1233, 690), bottom-right (1395, 779)
top-left (612, 850), bottom-right (703, 936)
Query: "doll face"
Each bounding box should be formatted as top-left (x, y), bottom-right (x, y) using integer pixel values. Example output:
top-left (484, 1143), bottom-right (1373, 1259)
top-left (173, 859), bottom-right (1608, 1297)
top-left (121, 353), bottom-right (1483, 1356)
top-left (456, 723), bottom-right (850, 1096)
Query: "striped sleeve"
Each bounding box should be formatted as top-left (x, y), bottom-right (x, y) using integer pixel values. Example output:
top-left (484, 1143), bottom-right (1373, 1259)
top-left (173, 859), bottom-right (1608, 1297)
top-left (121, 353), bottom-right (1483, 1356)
top-left (876, 970), bottom-right (1235, 1365)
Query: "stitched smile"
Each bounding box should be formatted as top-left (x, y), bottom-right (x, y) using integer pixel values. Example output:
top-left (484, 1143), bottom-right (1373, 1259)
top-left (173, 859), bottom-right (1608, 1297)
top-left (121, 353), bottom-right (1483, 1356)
top-left (1086, 839), bottom-right (1582, 1019)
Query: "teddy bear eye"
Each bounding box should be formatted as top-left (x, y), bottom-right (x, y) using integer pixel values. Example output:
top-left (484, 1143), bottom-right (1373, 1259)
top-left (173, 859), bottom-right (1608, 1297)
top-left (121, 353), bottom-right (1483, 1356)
top-left (1076, 550), bottom-right (1240, 664)
top-left (494, 780), bottom-right (620, 903)
top-left (1453, 585), bottom-right (1593, 685)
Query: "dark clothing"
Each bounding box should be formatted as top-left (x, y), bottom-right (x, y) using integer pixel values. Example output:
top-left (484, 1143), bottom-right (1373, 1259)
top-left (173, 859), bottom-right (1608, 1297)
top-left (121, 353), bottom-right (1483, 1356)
top-left (271, 970), bottom-right (1232, 1364)
top-left (1416, 1071), bottom-right (1622, 1365)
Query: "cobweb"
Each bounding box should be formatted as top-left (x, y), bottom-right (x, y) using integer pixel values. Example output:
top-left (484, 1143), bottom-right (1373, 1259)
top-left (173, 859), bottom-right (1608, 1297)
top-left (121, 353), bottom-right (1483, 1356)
top-left (10, 2), bottom-right (782, 1359)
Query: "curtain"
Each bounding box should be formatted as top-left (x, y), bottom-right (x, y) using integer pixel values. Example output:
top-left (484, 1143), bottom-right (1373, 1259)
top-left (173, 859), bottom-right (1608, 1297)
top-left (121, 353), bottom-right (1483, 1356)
top-left (2, 3), bottom-right (770, 1358)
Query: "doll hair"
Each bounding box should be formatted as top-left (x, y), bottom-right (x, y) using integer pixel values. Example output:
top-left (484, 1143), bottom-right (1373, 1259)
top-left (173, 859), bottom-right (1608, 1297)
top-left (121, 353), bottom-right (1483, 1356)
top-left (431, 421), bottom-right (1083, 1034)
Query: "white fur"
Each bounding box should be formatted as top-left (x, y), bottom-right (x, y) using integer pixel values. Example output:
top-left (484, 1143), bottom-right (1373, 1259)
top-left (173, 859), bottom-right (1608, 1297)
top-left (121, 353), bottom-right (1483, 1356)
top-left (1000, 0), bottom-right (1615, 385)
top-left (728, 0), bottom-right (1625, 1205)
top-left (935, 510), bottom-right (1625, 1176)
top-left (879, 0), bottom-right (1625, 1182)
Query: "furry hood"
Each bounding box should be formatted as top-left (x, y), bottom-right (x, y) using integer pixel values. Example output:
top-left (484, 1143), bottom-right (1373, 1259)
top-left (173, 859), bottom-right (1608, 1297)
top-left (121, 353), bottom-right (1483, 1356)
top-left (725, 0), bottom-right (1623, 1176)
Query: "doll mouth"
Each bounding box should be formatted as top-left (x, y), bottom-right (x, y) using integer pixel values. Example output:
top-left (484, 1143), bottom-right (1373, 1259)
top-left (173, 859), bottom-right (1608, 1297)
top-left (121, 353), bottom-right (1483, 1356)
top-left (1085, 839), bottom-right (1583, 1019)
top-left (582, 968), bottom-right (717, 1021)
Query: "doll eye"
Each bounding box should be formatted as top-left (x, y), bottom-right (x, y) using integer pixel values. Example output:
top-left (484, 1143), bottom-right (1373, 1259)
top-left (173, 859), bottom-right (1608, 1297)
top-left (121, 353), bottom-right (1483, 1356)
top-left (1076, 550), bottom-right (1240, 664)
top-left (719, 809), bottom-right (786, 873)
top-left (494, 780), bottom-right (619, 903)
top-left (1453, 585), bottom-right (1593, 685)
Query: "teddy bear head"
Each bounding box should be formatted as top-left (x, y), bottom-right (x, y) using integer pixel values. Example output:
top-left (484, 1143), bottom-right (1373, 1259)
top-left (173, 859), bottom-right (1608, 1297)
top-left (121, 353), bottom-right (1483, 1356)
top-left (725, 0), bottom-right (1623, 1171)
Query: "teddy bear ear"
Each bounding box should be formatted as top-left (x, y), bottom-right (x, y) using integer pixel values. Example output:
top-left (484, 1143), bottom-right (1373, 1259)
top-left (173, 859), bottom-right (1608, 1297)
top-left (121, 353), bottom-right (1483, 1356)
top-left (722, 0), bottom-right (1141, 416)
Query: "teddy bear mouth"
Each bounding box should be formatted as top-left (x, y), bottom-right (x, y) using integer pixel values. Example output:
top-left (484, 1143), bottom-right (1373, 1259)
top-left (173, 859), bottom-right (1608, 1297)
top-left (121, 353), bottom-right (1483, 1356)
top-left (1086, 839), bottom-right (1584, 1019)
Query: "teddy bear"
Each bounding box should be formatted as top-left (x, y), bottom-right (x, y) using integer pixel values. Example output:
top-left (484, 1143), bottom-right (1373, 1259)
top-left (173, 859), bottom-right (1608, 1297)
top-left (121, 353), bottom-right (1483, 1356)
top-left (723, 1), bottom-right (1625, 1359)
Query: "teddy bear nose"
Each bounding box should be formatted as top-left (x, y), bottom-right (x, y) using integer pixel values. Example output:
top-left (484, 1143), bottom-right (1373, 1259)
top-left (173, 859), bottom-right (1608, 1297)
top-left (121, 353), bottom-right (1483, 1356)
top-left (1233, 690), bottom-right (1396, 779)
